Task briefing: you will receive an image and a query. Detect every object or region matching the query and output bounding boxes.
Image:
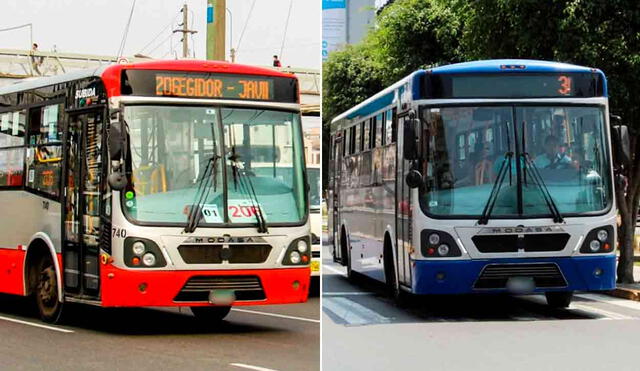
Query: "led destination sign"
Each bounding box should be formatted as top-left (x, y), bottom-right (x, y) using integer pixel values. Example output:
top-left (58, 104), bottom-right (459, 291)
top-left (423, 72), bottom-right (604, 99)
top-left (155, 74), bottom-right (273, 100)
top-left (120, 70), bottom-right (298, 103)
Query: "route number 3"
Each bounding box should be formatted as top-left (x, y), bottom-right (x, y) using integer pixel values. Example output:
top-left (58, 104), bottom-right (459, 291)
top-left (558, 75), bottom-right (571, 95)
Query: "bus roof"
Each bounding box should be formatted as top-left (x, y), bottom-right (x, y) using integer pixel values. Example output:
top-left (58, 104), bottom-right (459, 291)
top-left (330, 59), bottom-right (606, 129)
top-left (0, 59), bottom-right (296, 98)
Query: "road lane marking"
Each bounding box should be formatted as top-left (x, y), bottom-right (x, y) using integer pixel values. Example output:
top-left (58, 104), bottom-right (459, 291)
top-left (230, 363), bottom-right (278, 371)
top-left (231, 308), bottom-right (320, 323)
top-left (323, 292), bottom-right (374, 296)
top-left (576, 293), bottom-right (640, 313)
top-left (322, 264), bottom-right (346, 276)
top-left (323, 297), bottom-right (390, 326)
top-left (0, 315), bottom-right (74, 333)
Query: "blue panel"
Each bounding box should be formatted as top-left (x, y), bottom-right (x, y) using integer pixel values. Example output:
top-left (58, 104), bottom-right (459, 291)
top-left (412, 255), bottom-right (616, 295)
top-left (207, 4), bottom-right (213, 24)
top-left (345, 90), bottom-right (396, 120)
top-left (323, 0), bottom-right (346, 10)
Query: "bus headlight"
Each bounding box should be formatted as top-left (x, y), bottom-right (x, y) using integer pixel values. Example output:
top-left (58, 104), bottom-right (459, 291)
top-left (289, 251), bottom-right (301, 264)
top-left (428, 233), bottom-right (440, 245)
top-left (282, 236), bottom-right (311, 265)
top-left (297, 239), bottom-right (309, 253)
top-left (580, 226), bottom-right (614, 254)
top-left (142, 253), bottom-right (156, 266)
top-left (132, 241), bottom-right (146, 255)
top-left (437, 244), bottom-right (450, 256)
top-left (421, 229), bottom-right (462, 258)
top-left (124, 237), bottom-right (167, 268)
top-left (597, 229), bottom-right (608, 242)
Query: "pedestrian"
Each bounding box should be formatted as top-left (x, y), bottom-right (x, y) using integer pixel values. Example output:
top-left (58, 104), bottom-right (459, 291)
top-left (273, 55), bottom-right (282, 67)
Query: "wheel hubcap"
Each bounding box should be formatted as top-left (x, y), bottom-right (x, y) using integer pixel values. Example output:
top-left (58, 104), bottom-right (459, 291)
top-left (38, 266), bottom-right (57, 307)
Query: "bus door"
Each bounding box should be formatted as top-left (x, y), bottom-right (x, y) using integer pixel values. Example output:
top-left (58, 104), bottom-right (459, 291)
top-left (62, 109), bottom-right (105, 299)
top-left (395, 115), bottom-right (412, 287)
top-left (332, 136), bottom-right (343, 262)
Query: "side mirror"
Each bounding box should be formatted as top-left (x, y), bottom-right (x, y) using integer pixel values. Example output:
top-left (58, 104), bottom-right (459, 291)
top-left (403, 118), bottom-right (420, 160)
top-left (108, 172), bottom-right (127, 191)
top-left (405, 170), bottom-right (423, 189)
top-left (108, 121), bottom-right (124, 161)
top-left (612, 123), bottom-right (631, 168)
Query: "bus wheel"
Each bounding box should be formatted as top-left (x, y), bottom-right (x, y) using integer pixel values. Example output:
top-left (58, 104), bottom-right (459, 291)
top-left (35, 254), bottom-right (63, 323)
top-left (384, 239), bottom-right (409, 307)
top-left (341, 229), bottom-right (353, 280)
top-left (190, 306), bottom-right (231, 322)
top-left (545, 291), bottom-right (573, 308)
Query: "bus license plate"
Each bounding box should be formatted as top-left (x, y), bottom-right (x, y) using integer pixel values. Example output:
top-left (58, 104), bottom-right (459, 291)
top-left (208, 289), bottom-right (236, 305)
top-left (311, 261), bottom-right (320, 272)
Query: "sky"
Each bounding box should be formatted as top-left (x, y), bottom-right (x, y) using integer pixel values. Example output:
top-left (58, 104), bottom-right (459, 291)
top-left (0, 0), bottom-right (321, 69)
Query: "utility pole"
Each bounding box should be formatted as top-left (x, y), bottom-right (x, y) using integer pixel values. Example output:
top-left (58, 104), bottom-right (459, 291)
top-left (206, 0), bottom-right (226, 60)
top-left (174, 4), bottom-right (197, 58)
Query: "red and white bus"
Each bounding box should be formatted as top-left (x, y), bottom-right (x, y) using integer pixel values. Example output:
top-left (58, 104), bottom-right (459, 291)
top-left (0, 60), bottom-right (311, 323)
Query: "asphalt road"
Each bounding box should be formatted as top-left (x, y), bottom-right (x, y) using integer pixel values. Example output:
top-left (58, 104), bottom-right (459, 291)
top-left (0, 289), bottom-right (319, 371)
top-left (322, 238), bottom-right (640, 371)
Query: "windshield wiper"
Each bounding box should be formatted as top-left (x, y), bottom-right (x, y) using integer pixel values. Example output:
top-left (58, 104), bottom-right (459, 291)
top-left (228, 151), bottom-right (268, 233)
top-left (521, 153), bottom-right (564, 223)
top-left (478, 152), bottom-right (513, 225)
top-left (184, 155), bottom-right (220, 233)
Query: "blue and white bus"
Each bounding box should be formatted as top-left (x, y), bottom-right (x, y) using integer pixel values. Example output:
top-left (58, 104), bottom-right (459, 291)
top-left (327, 59), bottom-right (627, 307)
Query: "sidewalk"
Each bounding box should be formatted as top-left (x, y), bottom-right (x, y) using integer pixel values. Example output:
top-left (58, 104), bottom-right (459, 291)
top-left (609, 265), bottom-right (640, 301)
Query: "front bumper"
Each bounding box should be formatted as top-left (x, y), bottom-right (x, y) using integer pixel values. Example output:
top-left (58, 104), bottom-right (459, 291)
top-left (412, 255), bottom-right (616, 295)
top-left (100, 264), bottom-right (310, 307)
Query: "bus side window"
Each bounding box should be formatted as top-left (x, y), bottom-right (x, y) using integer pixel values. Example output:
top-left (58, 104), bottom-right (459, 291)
top-left (25, 104), bottom-right (63, 197)
top-left (355, 123), bottom-right (361, 154)
top-left (0, 110), bottom-right (26, 188)
top-left (363, 119), bottom-right (371, 151)
top-left (375, 113), bottom-right (383, 147)
top-left (389, 108), bottom-right (398, 143)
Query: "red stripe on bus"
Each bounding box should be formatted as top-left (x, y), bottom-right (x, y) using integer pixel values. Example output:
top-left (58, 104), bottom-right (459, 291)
top-left (101, 59), bottom-right (296, 98)
top-left (100, 264), bottom-right (310, 307)
top-left (0, 248), bottom-right (26, 296)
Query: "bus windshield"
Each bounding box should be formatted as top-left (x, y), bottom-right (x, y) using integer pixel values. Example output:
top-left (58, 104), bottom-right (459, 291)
top-left (123, 105), bottom-right (306, 226)
top-left (419, 105), bottom-right (611, 218)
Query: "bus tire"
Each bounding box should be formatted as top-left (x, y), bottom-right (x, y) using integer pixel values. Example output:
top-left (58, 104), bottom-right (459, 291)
top-left (34, 253), bottom-right (63, 323)
top-left (545, 291), bottom-right (573, 308)
top-left (190, 306), bottom-right (231, 322)
top-left (341, 228), bottom-right (353, 280)
top-left (384, 236), bottom-right (409, 307)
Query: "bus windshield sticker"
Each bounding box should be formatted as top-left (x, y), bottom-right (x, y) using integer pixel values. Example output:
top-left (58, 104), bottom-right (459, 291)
top-left (227, 199), bottom-right (266, 223)
top-left (201, 204), bottom-right (222, 223)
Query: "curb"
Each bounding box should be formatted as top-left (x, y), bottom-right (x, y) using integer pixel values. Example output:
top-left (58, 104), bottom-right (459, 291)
top-left (607, 287), bottom-right (640, 301)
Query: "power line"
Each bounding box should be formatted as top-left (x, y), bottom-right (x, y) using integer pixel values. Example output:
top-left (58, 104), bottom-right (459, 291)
top-left (139, 14), bottom-right (179, 54)
top-left (235, 0), bottom-right (257, 52)
top-left (279, 0), bottom-right (294, 59)
top-left (116, 0), bottom-right (137, 58)
top-left (147, 33), bottom-right (174, 56)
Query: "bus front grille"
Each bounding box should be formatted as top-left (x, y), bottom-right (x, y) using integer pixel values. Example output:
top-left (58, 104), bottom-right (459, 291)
top-left (178, 244), bottom-right (272, 264)
top-left (174, 275), bottom-right (266, 302)
top-left (474, 263), bottom-right (567, 289)
top-left (472, 234), bottom-right (570, 253)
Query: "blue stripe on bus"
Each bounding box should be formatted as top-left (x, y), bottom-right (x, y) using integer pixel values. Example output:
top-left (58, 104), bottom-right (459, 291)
top-left (411, 255), bottom-right (616, 295)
